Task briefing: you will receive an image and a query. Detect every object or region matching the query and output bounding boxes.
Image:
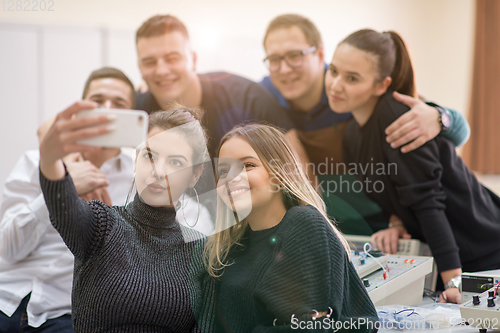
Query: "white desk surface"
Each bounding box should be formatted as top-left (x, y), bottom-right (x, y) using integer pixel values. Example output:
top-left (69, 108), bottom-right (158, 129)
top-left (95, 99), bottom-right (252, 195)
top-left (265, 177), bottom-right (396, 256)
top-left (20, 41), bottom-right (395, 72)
top-left (377, 297), bottom-right (500, 333)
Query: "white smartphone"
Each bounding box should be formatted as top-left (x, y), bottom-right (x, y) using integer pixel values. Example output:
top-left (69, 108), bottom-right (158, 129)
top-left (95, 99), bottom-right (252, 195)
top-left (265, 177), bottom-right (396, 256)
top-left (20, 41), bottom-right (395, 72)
top-left (76, 109), bottom-right (149, 148)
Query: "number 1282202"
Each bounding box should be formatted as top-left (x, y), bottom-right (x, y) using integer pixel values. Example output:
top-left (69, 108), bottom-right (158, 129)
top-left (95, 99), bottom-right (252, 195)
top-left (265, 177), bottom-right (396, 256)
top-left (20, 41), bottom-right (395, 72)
top-left (2, 0), bottom-right (54, 11)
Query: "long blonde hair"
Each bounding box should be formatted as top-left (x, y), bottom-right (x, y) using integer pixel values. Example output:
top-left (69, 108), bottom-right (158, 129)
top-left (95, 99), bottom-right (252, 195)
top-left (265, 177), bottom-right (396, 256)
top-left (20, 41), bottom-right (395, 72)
top-left (204, 123), bottom-right (350, 278)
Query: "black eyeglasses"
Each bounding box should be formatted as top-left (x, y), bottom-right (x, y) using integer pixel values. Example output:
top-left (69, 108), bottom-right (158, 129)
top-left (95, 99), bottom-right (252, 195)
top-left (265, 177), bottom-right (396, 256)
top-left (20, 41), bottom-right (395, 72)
top-left (263, 46), bottom-right (317, 72)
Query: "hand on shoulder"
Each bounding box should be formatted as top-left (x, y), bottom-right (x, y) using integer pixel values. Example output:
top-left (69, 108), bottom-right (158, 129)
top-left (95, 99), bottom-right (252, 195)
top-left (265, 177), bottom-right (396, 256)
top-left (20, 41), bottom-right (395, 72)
top-left (385, 91), bottom-right (441, 153)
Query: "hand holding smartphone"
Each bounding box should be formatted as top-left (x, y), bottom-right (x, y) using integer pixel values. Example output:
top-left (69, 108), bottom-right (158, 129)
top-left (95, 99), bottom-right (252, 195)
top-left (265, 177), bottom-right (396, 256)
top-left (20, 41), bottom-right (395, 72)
top-left (76, 109), bottom-right (149, 148)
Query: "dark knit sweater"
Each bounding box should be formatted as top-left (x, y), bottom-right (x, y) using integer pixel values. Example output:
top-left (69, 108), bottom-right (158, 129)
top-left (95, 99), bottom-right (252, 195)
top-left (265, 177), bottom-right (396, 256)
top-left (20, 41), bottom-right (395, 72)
top-left (40, 170), bottom-right (214, 333)
top-left (343, 92), bottom-right (500, 273)
top-left (214, 205), bottom-right (378, 332)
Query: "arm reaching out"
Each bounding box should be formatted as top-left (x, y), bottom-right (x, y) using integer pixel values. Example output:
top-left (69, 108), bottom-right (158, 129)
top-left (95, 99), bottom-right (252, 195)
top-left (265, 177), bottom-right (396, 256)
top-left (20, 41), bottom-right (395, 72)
top-left (1, 101), bottom-right (115, 264)
top-left (38, 101), bottom-right (117, 260)
top-left (385, 92), bottom-right (470, 152)
top-left (371, 215), bottom-right (411, 254)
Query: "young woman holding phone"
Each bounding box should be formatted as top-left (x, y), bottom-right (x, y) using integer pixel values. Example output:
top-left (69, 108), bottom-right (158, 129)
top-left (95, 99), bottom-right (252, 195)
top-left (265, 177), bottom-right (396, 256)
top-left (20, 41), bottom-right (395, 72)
top-left (39, 103), bottom-right (213, 332)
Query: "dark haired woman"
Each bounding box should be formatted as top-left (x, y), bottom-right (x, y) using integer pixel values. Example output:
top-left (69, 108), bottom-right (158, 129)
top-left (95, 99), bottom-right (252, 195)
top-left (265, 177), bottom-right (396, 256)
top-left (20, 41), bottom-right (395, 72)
top-left (325, 29), bottom-right (500, 304)
top-left (39, 102), bottom-right (213, 331)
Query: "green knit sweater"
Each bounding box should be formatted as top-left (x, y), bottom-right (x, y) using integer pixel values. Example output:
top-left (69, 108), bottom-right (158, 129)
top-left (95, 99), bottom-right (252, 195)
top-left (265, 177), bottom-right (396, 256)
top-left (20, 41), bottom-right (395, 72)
top-left (214, 205), bottom-right (378, 332)
top-left (40, 170), bottom-right (214, 332)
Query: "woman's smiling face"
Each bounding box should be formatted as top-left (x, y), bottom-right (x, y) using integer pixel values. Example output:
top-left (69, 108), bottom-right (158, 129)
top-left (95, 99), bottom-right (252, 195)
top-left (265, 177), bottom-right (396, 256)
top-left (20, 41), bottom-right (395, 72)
top-left (325, 43), bottom-right (388, 115)
top-left (216, 137), bottom-right (282, 220)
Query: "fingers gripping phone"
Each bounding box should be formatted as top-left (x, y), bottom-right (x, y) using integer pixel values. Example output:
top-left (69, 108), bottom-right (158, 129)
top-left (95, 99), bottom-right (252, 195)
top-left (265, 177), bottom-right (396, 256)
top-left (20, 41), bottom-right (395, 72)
top-left (76, 109), bottom-right (149, 148)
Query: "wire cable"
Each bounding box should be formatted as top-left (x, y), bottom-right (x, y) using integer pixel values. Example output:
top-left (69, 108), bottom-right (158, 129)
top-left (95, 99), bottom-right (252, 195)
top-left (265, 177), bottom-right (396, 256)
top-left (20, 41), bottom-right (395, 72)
top-left (363, 242), bottom-right (387, 273)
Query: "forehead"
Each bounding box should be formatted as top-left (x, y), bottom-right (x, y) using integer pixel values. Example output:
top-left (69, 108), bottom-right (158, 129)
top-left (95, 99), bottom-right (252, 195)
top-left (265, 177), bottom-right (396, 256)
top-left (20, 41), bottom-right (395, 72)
top-left (146, 127), bottom-right (193, 156)
top-left (332, 43), bottom-right (379, 74)
top-left (85, 78), bottom-right (132, 101)
top-left (265, 26), bottom-right (311, 55)
top-left (219, 137), bottom-right (258, 160)
top-left (136, 31), bottom-right (190, 57)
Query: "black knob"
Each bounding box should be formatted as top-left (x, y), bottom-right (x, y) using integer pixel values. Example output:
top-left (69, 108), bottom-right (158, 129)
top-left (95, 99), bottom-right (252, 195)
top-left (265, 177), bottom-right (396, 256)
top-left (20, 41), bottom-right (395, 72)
top-left (363, 279), bottom-right (370, 287)
top-left (488, 297), bottom-right (495, 307)
top-left (473, 295), bottom-right (480, 305)
top-left (489, 290), bottom-right (495, 298)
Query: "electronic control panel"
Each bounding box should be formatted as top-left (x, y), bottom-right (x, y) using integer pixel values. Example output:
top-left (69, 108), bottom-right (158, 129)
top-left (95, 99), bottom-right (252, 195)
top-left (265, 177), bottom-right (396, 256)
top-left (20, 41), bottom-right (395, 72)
top-left (347, 234), bottom-right (438, 292)
top-left (462, 270), bottom-right (500, 304)
top-left (460, 286), bottom-right (500, 332)
top-left (352, 250), bottom-right (388, 278)
top-left (352, 251), bottom-right (434, 307)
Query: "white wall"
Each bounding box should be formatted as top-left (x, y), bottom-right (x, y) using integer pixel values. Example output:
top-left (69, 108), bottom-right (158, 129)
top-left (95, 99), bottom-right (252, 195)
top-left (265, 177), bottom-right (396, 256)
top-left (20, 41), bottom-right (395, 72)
top-left (0, 0), bottom-right (475, 197)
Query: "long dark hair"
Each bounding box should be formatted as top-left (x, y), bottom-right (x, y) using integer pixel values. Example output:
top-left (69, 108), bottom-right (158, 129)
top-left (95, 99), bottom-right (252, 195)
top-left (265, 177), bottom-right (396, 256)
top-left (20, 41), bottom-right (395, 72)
top-left (340, 29), bottom-right (416, 97)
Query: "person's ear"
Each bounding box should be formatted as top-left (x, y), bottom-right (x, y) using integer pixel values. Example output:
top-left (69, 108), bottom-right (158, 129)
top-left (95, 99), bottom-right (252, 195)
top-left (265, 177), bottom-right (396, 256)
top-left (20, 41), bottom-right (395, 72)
top-left (191, 51), bottom-right (197, 72)
top-left (137, 58), bottom-right (146, 79)
top-left (375, 77), bottom-right (392, 96)
top-left (317, 44), bottom-right (324, 64)
top-left (188, 165), bottom-right (203, 188)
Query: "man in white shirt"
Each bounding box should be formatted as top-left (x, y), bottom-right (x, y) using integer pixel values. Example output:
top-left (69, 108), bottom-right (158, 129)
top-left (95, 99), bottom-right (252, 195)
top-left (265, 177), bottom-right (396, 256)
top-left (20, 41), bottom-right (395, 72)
top-left (0, 67), bottom-right (137, 332)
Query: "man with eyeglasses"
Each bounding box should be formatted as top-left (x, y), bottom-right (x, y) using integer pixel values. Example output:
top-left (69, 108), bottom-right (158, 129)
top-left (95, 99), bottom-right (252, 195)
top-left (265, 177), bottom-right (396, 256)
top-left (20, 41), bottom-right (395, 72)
top-left (260, 14), bottom-right (471, 243)
top-left (134, 14), bottom-right (295, 158)
top-left (260, 14), bottom-right (470, 169)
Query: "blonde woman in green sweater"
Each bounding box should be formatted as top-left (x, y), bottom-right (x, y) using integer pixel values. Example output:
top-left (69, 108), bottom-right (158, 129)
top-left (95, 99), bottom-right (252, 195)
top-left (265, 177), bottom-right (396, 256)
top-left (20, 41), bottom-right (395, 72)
top-left (205, 123), bottom-right (378, 332)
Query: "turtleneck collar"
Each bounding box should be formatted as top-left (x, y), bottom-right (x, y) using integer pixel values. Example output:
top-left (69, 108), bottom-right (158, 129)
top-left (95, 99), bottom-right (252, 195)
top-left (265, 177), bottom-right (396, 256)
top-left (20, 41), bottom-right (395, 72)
top-left (126, 193), bottom-right (178, 229)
